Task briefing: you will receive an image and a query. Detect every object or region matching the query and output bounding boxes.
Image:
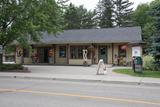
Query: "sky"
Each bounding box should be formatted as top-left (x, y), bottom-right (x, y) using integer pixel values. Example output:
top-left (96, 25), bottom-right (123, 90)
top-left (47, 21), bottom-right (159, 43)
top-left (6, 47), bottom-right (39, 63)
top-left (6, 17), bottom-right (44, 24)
top-left (68, 0), bottom-right (154, 10)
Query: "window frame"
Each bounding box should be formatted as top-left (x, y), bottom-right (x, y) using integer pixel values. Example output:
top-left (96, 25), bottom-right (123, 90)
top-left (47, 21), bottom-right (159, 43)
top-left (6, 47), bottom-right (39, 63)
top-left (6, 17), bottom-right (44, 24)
top-left (70, 46), bottom-right (88, 59)
top-left (118, 45), bottom-right (127, 57)
top-left (59, 46), bottom-right (66, 58)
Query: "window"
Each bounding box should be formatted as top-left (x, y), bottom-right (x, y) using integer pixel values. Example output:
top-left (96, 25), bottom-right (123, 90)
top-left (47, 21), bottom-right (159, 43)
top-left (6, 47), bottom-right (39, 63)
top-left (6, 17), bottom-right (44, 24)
top-left (70, 46), bottom-right (87, 59)
top-left (23, 48), bottom-right (29, 58)
top-left (118, 45), bottom-right (127, 66)
top-left (59, 46), bottom-right (66, 58)
top-left (100, 47), bottom-right (106, 55)
top-left (71, 47), bottom-right (78, 59)
top-left (119, 45), bottom-right (127, 57)
top-left (5, 56), bottom-right (14, 62)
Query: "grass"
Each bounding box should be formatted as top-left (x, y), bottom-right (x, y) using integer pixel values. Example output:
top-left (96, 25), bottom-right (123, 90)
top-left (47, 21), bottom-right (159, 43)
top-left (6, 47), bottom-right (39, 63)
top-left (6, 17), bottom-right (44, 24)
top-left (0, 64), bottom-right (23, 71)
top-left (113, 69), bottom-right (160, 78)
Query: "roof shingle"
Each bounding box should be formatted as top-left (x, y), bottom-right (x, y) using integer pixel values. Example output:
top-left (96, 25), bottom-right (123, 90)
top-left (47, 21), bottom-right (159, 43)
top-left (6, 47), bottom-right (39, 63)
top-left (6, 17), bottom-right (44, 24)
top-left (40, 26), bottom-right (142, 44)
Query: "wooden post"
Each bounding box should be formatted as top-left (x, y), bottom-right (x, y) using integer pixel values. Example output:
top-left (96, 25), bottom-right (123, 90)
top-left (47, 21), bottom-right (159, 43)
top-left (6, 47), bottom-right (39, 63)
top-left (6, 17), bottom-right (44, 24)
top-left (14, 46), bottom-right (17, 63)
top-left (53, 45), bottom-right (56, 64)
top-left (112, 43), bottom-right (114, 64)
top-left (67, 44), bottom-right (70, 64)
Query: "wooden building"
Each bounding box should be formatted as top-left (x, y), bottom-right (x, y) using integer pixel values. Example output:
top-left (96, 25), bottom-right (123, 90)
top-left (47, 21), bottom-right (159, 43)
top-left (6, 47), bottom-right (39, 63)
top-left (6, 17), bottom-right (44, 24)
top-left (13, 26), bottom-right (142, 66)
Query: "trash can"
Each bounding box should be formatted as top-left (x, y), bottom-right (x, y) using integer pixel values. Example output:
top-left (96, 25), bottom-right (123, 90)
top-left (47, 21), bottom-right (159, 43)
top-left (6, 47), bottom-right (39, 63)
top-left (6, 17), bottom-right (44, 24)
top-left (134, 56), bottom-right (143, 72)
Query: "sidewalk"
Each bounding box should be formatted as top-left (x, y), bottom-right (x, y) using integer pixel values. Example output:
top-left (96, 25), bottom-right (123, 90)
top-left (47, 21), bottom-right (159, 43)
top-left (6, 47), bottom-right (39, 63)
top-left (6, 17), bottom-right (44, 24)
top-left (0, 65), bottom-right (160, 86)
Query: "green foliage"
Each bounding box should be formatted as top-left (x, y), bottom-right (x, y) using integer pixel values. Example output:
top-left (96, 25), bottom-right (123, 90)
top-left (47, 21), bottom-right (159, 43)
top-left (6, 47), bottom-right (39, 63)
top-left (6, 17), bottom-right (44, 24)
top-left (96, 0), bottom-right (114, 28)
top-left (0, 0), bottom-right (64, 64)
top-left (151, 36), bottom-right (160, 71)
top-left (64, 3), bottom-right (96, 29)
top-left (113, 69), bottom-right (160, 78)
top-left (0, 0), bottom-right (63, 47)
top-left (132, 4), bottom-right (152, 28)
top-left (95, 0), bottom-right (133, 27)
top-left (114, 0), bottom-right (134, 26)
top-left (131, 1), bottom-right (160, 54)
top-left (149, 0), bottom-right (160, 70)
top-left (5, 45), bottom-right (16, 54)
top-left (143, 55), bottom-right (154, 70)
top-left (143, 23), bottom-right (156, 53)
top-left (0, 64), bottom-right (23, 71)
top-left (150, 0), bottom-right (160, 31)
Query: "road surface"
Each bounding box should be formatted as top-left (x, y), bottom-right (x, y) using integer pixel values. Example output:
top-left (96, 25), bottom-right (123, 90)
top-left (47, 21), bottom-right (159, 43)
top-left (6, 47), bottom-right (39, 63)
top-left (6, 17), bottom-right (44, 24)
top-left (0, 78), bottom-right (160, 107)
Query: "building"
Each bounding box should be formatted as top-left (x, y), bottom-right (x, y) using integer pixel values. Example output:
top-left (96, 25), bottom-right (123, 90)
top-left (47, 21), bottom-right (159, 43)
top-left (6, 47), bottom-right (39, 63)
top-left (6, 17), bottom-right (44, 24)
top-left (13, 26), bottom-right (142, 65)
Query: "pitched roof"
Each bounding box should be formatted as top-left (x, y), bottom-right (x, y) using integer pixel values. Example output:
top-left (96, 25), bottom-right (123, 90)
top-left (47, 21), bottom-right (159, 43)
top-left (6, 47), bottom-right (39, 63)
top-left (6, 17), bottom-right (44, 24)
top-left (39, 26), bottom-right (142, 44)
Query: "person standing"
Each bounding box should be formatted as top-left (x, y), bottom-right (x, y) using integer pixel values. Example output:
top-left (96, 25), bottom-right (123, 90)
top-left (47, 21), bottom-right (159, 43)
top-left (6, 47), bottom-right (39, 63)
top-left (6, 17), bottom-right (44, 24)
top-left (114, 54), bottom-right (119, 66)
top-left (48, 49), bottom-right (53, 64)
top-left (34, 52), bottom-right (39, 64)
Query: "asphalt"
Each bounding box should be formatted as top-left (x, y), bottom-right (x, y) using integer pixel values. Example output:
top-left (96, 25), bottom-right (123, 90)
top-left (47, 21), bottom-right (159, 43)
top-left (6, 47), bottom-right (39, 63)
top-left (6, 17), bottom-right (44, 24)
top-left (1, 78), bottom-right (160, 107)
top-left (0, 65), bottom-right (160, 87)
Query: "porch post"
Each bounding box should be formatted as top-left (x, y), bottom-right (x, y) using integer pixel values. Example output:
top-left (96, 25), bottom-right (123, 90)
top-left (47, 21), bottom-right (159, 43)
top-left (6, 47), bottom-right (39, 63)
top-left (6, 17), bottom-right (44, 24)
top-left (91, 48), bottom-right (93, 64)
top-left (53, 45), bottom-right (56, 64)
top-left (14, 46), bottom-right (17, 63)
top-left (67, 44), bottom-right (70, 64)
top-left (112, 43), bottom-right (114, 64)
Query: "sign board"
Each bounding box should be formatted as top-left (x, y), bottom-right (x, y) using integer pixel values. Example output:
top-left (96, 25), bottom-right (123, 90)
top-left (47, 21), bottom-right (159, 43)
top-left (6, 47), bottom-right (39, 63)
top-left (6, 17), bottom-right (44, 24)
top-left (0, 45), bottom-right (3, 54)
top-left (132, 46), bottom-right (141, 57)
top-left (97, 59), bottom-right (107, 75)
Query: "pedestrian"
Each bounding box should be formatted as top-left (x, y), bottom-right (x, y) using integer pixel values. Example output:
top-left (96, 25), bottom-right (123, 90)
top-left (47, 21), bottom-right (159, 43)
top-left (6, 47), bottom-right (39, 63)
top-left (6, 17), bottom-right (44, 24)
top-left (114, 54), bottom-right (118, 66)
top-left (31, 51), bottom-right (34, 63)
top-left (34, 53), bottom-right (39, 63)
top-left (48, 49), bottom-right (53, 63)
top-left (132, 56), bottom-right (135, 72)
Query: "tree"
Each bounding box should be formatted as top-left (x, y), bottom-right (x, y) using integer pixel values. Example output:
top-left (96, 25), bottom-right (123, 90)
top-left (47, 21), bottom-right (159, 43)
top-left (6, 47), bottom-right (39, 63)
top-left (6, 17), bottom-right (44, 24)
top-left (114, 0), bottom-right (133, 26)
top-left (64, 3), bottom-right (96, 29)
top-left (132, 3), bottom-right (152, 28)
top-left (79, 8), bottom-right (97, 29)
top-left (131, 3), bottom-right (154, 54)
top-left (96, 0), bottom-right (114, 28)
top-left (143, 23), bottom-right (156, 54)
top-left (64, 3), bottom-right (79, 29)
top-left (149, 0), bottom-right (160, 70)
top-left (0, 0), bottom-right (64, 64)
top-left (149, 0), bottom-right (160, 32)
top-left (151, 35), bottom-right (160, 70)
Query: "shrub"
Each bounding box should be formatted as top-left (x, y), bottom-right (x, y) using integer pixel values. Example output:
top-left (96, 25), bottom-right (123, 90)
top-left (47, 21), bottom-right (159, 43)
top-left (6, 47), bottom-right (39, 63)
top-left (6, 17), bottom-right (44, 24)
top-left (153, 61), bottom-right (160, 71)
top-left (0, 64), bottom-right (23, 71)
top-left (143, 55), bottom-right (154, 70)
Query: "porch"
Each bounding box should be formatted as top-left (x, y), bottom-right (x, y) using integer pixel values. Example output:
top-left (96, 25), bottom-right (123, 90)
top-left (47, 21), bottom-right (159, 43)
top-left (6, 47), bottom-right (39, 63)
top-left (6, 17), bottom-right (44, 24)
top-left (15, 43), bottom-right (137, 66)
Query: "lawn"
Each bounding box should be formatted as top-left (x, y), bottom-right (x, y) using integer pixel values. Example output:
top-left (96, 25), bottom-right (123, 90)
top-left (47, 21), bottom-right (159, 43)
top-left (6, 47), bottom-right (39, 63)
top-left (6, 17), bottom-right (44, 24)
top-left (113, 69), bottom-right (160, 78)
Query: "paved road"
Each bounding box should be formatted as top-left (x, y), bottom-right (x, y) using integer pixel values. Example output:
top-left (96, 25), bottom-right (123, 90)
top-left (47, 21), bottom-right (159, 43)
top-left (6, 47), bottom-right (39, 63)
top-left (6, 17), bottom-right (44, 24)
top-left (0, 78), bottom-right (160, 107)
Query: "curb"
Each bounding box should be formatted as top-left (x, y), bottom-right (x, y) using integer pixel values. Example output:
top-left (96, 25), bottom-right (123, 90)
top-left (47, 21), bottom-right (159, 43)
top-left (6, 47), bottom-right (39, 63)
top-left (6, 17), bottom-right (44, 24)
top-left (101, 80), bottom-right (141, 85)
top-left (0, 75), bottom-right (102, 83)
top-left (1, 75), bottom-right (160, 87)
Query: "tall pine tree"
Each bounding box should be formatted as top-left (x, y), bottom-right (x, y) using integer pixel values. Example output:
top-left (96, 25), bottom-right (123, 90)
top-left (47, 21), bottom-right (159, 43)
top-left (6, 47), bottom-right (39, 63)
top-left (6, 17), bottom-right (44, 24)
top-left (64, 3), bottom-right (96, 29)
top-left (64, 3), bottom-right (80, 29)
top-left (149, 0), bottom-right (160, 70)
top-left (96, 0), bottom-right (114, 28)
top-left (114, 0), bottom-right (133, 27)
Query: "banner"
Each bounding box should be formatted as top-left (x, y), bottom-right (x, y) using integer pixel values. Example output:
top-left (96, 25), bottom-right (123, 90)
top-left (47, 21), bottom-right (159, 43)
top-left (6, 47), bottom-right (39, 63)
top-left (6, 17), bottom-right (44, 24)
top-left (132, 46), bottom-right (141, 57)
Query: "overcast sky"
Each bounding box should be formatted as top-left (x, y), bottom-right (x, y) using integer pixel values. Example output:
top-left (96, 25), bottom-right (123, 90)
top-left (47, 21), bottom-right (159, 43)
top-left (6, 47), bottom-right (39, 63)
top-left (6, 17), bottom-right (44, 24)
top-left (68, 0), bottom-right (154, 10)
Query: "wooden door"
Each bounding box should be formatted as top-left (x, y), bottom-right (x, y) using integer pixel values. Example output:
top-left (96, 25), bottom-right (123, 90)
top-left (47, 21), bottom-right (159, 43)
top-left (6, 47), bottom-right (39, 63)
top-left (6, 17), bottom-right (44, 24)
top-left (99, 46), bottom-right (107, 63)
